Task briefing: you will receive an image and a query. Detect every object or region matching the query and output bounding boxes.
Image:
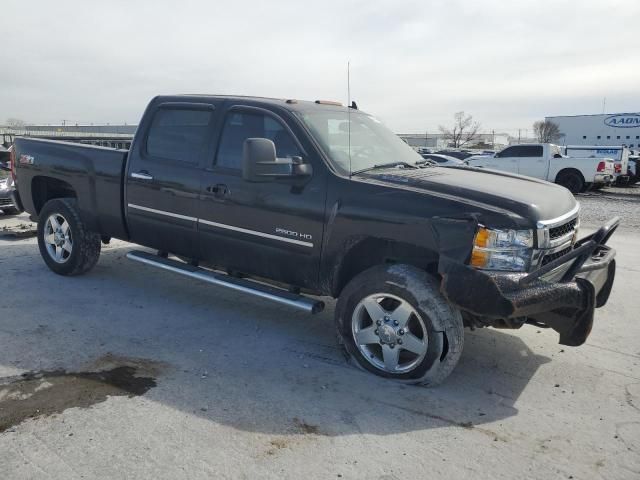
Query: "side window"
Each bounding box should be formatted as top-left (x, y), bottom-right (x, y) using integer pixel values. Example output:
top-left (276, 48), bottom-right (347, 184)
top-left (520, 145), bottom-right (543, 157)
top-left (496, 147), bottom-right (515, 158)
top-left (146, 108), bottom-right (213, 163)
top-left (216, 111), bottom-right (301, 170)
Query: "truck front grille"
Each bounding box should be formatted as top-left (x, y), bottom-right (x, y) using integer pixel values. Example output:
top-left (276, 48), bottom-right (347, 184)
top-left (0, 198), bottom-right (12, 207)
top-left (541, 246), bottom-right (573, 266)
top-left (549, 218), bottom-right (577, 241)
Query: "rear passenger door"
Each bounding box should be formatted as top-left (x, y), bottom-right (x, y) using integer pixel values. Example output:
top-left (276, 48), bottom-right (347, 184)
top-left (197, 104), bottom-right (327, 290)
top-left (516, 145), bottom-right (547, 179)
top-left (125, 102), bottom-right (218, 257)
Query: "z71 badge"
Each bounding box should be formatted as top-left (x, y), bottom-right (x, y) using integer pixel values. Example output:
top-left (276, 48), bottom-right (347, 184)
top-left (19, 154), bottom-right (35, 165)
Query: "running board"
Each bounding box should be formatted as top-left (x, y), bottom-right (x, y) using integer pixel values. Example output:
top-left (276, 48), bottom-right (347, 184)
top-left (126, 250), bottom-right (324, 314)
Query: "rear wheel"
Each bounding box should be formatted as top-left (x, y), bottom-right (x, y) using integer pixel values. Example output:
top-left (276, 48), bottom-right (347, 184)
top-left (556, 171), bottom-right (584, 194)
top-left (37, 198), bottom-right (101, 276)
top-left (335, 264), bottom-right (464, 386)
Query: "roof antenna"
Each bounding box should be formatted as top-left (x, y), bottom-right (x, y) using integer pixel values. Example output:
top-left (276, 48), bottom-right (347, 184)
top-left (348, 60), bottom-right (352, 178)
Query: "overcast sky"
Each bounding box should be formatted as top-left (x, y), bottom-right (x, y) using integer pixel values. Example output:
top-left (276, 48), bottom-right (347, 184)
top-left (2, 0), bottom-right (638, 135)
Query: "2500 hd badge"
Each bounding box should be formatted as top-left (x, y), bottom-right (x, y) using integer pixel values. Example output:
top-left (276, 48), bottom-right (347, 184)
top-left (275, 227), bottom-right (313, 241)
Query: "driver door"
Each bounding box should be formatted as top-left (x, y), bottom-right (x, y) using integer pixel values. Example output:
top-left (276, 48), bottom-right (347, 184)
top-left (197, 105), bottom-right (327, 289)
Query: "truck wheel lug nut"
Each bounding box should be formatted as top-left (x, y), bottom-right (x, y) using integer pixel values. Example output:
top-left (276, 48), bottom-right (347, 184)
top-left (398, 329), bottom-right (404, 335)
top-left (397, 339), bottom-right (403, 345)
top-left (376, 320), bottom-right (382, 326)
top-left (389, 343), bottom-right (395, 348)
top-left (374, 329), bottom-right (379, 335)
top-left (393, 320), bottom-right (399, 326)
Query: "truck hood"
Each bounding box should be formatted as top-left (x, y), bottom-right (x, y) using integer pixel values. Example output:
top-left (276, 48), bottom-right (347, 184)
top-left (356, 166), bottom-right (578, 225)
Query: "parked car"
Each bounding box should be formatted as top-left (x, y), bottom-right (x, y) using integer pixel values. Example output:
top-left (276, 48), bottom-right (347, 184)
top-left (467, 143), bottom-right (615, 193)
top-left (420, 153), bottom-right (467, 167)
top-left (12, 95), bottom-right (618, 385)
top-left (564, 146), bottom-right (630, 185)
top-left (0, 152), bottom-right (22, 215)
top-left (434, 150), bottom-right (473, 160)
top-left (627, 155), bottom-right (638, 184)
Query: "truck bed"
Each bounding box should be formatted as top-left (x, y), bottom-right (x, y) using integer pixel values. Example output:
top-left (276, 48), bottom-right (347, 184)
top-left (13, 137), bottom-right (129, 240)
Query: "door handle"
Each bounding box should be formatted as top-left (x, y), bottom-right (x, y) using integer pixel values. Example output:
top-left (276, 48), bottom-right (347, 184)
top-left (131, 171), bottom-right (153, 181)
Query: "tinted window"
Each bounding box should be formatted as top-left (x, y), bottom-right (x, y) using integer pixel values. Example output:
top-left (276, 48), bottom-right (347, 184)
top-left (496, 147), bottom-right (515, 157)
top-left (216, 111), bottom-right (301, 169)
top-left (147, 108), bottom-right (212, 163)
top-left (518, 145), bottom-right (543, 157)
top-left (498, 145), bottom-right (542, 158)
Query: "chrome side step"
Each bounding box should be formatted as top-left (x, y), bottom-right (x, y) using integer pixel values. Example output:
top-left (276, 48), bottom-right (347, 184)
top-left (126, 250), bottom-right (325, 314)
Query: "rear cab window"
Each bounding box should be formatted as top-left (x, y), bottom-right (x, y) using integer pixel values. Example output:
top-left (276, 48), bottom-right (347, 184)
top-left (498, 145), bottom-right (543, 158)
top-left (146, 107), bottom-right (214, 164)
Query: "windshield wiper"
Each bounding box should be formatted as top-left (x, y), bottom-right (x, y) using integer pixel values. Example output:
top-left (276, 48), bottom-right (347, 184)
top-left (352, 162), bottom-right (416, 175)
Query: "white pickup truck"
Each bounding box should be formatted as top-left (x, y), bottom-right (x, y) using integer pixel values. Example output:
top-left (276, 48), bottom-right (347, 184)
top-left (467, 143), bottom-right (614, 193)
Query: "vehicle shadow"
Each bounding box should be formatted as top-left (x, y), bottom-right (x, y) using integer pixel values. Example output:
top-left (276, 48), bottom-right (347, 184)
top-left (0, 241), bottom-right (551, 438)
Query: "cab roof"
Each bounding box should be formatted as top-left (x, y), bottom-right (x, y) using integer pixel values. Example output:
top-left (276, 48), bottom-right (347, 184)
top-left (155, 94), bottom-right (353, 113)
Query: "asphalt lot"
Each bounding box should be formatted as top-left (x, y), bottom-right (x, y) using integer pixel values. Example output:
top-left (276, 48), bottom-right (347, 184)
top-left (1, 194), bottom-right (639, 480)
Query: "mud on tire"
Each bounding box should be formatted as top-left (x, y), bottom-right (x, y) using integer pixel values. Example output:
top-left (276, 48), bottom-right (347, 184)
top-left (37, 198), bottom-right (101, 276)
top-left (335, 264), bottom-right (464, 386)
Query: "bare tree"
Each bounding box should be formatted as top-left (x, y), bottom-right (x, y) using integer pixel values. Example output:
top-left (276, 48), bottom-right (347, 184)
top-left (438, 112), bottom-right (481, 148)
top-left (533, 120), bottom-right (562, 143)
top-left (6, 118), bottom-right (26, 129)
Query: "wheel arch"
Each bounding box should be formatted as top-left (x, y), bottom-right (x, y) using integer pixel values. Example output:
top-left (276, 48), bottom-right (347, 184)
top-left (31, 176), bottom-right (77, 214)
top-left (555, 167), bottom-right (585, 184)
top-left (331, 237), bottom-right (439, 297)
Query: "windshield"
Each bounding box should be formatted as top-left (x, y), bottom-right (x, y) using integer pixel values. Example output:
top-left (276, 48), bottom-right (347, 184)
top-left (296, 109), bottom-right (422, 175)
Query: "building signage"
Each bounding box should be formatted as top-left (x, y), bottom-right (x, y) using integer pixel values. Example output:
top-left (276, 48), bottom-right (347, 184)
top-left (604, 114), bottom-right (640, 128)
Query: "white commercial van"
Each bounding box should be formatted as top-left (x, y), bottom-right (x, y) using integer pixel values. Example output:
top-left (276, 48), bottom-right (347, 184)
top-left (564, 145), bottom-right (629, 184)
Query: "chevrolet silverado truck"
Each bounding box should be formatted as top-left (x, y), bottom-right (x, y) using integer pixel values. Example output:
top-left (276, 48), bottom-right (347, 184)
top-left (11, 95), bottom-right (618, 385)
top-left (467, 143), bottom-right (615, 193)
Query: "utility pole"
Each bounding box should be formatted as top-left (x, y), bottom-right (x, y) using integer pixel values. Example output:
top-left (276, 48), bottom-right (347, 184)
top-left (518, 129), bottom-right (521, 144)
top-left (602, 97), bottom-right (606, 114)
top-left (492, 130), bottom-right (495, 149)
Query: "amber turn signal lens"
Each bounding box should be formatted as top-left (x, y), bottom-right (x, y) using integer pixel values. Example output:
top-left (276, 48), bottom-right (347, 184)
top-left (470, 248), bottom-right (489, 268)
top-left (474, 227), bottom-right (490, 248)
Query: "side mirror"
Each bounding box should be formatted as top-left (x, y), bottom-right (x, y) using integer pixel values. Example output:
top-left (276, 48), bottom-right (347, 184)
top-left (242, 138), bottom-right (312, 182)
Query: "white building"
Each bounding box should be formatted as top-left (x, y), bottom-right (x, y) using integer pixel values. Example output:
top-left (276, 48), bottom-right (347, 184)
top-left (545, 113), bottom-right (640, 148)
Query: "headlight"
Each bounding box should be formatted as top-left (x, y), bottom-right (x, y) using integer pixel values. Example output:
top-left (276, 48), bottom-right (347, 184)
top-left (470, 226), bottom-right (534, 272)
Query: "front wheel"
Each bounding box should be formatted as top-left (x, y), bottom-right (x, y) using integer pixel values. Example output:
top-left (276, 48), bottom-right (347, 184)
top-left (37, 198), bottom-right (101, 276)
top-left (335, 264), bottom-right (464, 386)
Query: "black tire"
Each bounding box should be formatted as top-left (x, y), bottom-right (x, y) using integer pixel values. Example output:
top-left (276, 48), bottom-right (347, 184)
top-left (335, 264), bottom-right (464, 386)
top-left (556, 171), bottom-right (584, 194)
top-left (2, 207), bottom-right (20, 216)
top-left (37, 198), bottom-right (101, 276)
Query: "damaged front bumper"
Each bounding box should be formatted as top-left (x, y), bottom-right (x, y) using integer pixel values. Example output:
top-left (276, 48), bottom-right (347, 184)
top-left (439, 217), bottom-right (619, 346)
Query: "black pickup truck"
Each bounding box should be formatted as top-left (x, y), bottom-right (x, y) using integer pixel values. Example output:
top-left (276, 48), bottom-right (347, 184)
top-left (11, 95), bottom-right (618, 385)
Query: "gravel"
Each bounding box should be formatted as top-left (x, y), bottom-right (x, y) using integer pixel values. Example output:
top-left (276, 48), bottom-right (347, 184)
top-left (577, 184), bottom-right (640, 230)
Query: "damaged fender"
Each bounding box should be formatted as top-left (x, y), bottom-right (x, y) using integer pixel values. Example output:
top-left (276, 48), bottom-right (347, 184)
top-left (433, 216), bottom-right (619, 347)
